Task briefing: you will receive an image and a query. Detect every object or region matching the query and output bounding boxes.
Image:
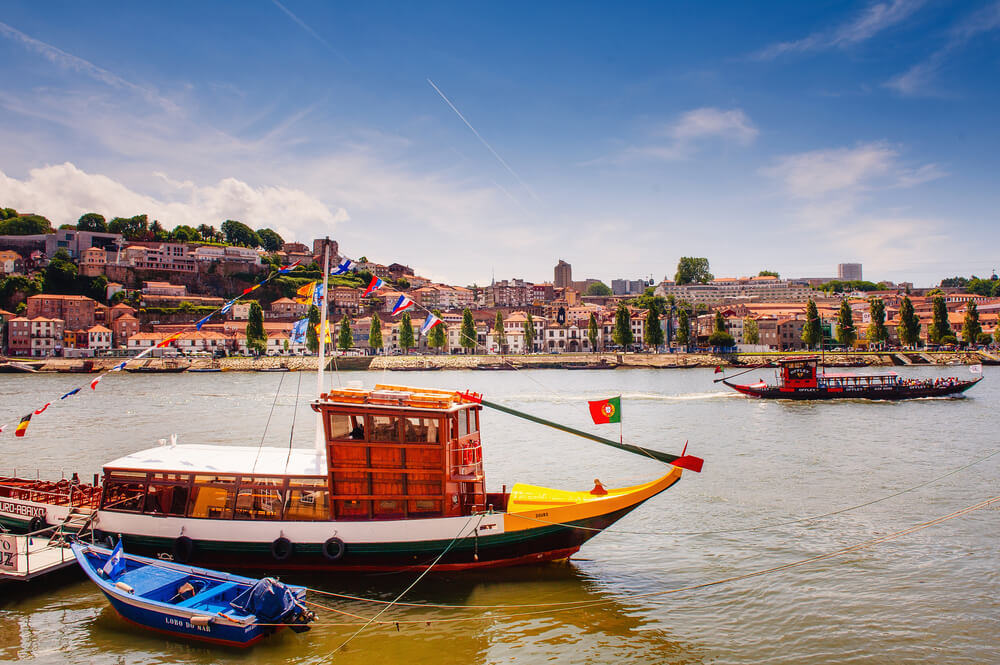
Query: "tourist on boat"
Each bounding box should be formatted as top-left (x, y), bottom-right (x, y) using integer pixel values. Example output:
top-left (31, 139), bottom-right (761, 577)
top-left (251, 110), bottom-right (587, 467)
top-left (349, 423), bottom-right (365, 439)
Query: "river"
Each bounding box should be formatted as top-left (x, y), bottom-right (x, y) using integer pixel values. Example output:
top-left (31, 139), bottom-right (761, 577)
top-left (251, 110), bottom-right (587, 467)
top-left (1, 365), bottom-right (998, 664)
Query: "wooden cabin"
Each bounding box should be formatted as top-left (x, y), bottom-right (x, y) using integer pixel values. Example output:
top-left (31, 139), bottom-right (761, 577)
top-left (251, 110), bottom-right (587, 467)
top-left (778, 357), bottom-right (819, 388)
top-left (315, 384), bottom-right (487, 521)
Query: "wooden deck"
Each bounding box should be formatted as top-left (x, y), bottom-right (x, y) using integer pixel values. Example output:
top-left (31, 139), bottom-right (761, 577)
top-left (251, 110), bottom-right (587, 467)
top-left (0, 532), bottom-right (77, 582)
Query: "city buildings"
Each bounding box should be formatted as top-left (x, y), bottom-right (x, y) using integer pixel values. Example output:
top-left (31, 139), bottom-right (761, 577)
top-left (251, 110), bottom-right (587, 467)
top-left (838, 263), bottom-right (863, 281)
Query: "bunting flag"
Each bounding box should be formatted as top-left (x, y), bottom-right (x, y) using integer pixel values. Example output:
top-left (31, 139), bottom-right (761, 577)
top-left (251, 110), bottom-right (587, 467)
top-left (970, 364), bottom-right (983, 374)
top-left (419, 313), bottom-right (442, 336)
top-left (312, 283), bottom-right (325, 307)
top-left (714, 366), bottom-right (723, 374)
top-left (291, 317), bottom-right (309, 344)
top-left (33, 403), bottom-right (51, 415)
top-left (362, 276), bottom-right (384, 298)
top-left (110, 361), bottom-right (127, 372)
top-left (90, 375), bottom-right (103, 390)
top-left (220, 300), bottom-right (236, 315)
top-left (391, 294), bottom-right (414, 316)
top-left (241, 283), bottom-right (261, 296)
top-left (195, 314), bottom-right (212, 330)
top-left (0, 424), bottom-right (6, 434)
top-left (295, 281), bottom-right (317, 305)
top-left (278, 260), bottom-right (301, 274)
top-left (60, 388), bottom-right (81, 400)
top-left (331, 258), bottom-right (355, 275)
top-left (156, 332), bottom-right (183, 348)
top-left (15, 413), bottom-right (32, 437)
top-left (314, 322), bottom-right (332, 344)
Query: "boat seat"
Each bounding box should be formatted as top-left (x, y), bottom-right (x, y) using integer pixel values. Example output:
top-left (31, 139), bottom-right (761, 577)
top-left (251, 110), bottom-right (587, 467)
top-left (174, 581), bottom-right (238, 608)
top-left (114, 566), bottom-right (187, 597)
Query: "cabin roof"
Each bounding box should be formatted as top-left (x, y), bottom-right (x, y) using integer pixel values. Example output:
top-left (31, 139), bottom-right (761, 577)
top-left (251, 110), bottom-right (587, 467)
top-left (104, 444), bottom-right (327, 477)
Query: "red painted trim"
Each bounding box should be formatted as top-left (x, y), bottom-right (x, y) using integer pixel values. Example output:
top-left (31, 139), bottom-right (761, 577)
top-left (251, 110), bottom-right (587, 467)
top-left (115, 612), bottom-right (274, 648)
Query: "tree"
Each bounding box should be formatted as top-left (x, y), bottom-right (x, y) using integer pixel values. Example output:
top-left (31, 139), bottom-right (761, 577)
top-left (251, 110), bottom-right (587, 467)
top-left (337, 316), bottom-right (353, 352)
top-left (0, 214), bottom-right (53, 235)
top-left (758, 270), bottom-right (780, 278)
top-left (674, 257), bottom-right (713, 285)
top-left (836, 299), bottom-right (856, 347)
top-left (708, 311), bottom-right (735, 347)
top-left (170, 224), bottom-right (201, 242)
top-left (644, 306), bottom-right (664, 349)
top-left (257, 228), bottom-right (284, 252)
top-left (399, 312), bottom-right (415, 353)
top-left (897, 296), bottom-right (922, 347)
top-left (743, 317), bottom-right (759, 345)
top-left (867, 298), bottom-right (889, 347)
top-left (493, 311), bottom-right (507, 354)
top-left (460, 308), bottom-right (477, 353)
top-left (306, 304), bottom-right (320, 354)
top-left (197, 224), bottom-right (220, 242)
top-left (961, 301), bottom-right (982, 345)
top-left (0, 207), bottom-right (17, 220)
top-left (150, 219), bottom-right (167, 241)
top-left (43, 249), bottom-right (79, 294)
top-left (87, 275), bottom-right (109, 303)
top-left (676, 309), bottom-right (690, 346)
top-left (369, 315), bottom-right (383, 353)
top-left (585, 281), bottom-right (612, 296)
top-left (246, 301), bottom-right (267, 355)
top-left (428, 309), bottom-right (446, 353)
top-left (802, 299), bottom-right (822, 349)
top-left (77, 213), bottom-right (107, 232)
top-left (613, 303), bottom-right (633, 348)
top-left (929, 296), bottom-right (951, 344)
top-left (588, 313), bottom-right (599, 351)
top-left (524, 313), bottom-right (535, 353)
top-left (221, 219), bottom-right (261, 247)
top-left (108, 214), bottom-right (149, 240)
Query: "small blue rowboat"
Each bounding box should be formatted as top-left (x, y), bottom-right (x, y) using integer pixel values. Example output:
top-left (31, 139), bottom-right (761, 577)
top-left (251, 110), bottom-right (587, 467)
top-left (71, 542), bottom-right (315, 647)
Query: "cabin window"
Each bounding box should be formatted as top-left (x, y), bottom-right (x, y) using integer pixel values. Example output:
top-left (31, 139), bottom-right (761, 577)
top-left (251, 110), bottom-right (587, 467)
top-left (144, 481), bottom-right (191, 516)
top-left (404, 417), bottom-right (439, 443)
top-left (187, 475), bottom-right (236, 519)
top-left (103, 475), bottom-right (147, 513)
top-left (284, 478), bottom-right (329, 521)
top-left (234, 477), bottom-right (284, 520)
top-left (370, 416), bottom-right (401, 443)
top-left (458, 410), bottom-right (470, 438)
top-left (331, 414), bottom-right (364, 440)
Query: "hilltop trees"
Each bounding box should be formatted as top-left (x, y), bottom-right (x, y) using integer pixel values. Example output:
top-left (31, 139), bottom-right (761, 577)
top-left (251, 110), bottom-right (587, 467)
top-left (674, 257), bottom-right (713, 285)
top-left (246, 302), bottom-right (267, 355)
top-left (585, 281), bottom-right (612, 296)
top-left (929, 296), bottom-right (952, 344)
top-left (801, 299), bottom-right (822, 349)
top-left (897, 296), bottom-right (922, 347)
top-left (399, 312), bottom-right (415, 353)
top-left (867, 298), bottom-right (889, 347)
top-left (222, 220), bottom-right (260, 247)
top-left (836, 299), bottom-right (856, 348)
top-left (77, 213), bottom-right (107, 232)
top-left (257, 228), bottom-right (284, 252)
top-left (0, 213), bottom-right (52, 235)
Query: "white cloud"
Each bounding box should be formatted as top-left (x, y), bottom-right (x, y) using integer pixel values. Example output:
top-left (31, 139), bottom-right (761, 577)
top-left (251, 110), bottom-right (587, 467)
top-left (0, 162), bottom-right (348, 241)
top-left (613, 107), bottom-right (757, 163)
top-left (760, 142), bottom-right (944, 199)
top-left (755, 0), bottom-right (924, 60)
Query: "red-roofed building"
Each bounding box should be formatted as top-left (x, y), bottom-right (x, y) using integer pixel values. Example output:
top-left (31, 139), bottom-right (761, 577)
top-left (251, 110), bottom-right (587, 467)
top-left (27, 294), bottom-right (98, 330)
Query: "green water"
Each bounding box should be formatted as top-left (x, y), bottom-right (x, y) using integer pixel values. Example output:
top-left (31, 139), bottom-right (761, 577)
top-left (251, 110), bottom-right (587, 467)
top-left (1, 367), bottom-right (997, 664)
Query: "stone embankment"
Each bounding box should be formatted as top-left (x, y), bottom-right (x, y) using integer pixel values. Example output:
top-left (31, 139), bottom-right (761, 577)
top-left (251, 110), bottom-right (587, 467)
top-left (4, 351), bottom-right (987, 374)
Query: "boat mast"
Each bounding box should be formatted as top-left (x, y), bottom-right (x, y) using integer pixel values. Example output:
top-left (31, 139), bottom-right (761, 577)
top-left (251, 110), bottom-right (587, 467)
top-left (315, 238), bottom-right (332, 456)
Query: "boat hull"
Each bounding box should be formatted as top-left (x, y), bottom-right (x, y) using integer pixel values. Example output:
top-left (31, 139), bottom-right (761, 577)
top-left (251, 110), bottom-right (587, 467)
top-left (724, 378), bottom-right (981, 400)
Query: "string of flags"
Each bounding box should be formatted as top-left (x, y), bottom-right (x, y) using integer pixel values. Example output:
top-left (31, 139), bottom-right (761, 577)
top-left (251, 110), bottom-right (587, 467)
top-left (4, 260), bottom-right (300, 438)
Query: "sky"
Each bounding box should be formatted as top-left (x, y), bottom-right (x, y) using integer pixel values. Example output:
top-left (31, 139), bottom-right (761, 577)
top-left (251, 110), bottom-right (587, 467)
top-left (1, 1), bottom-right (998, 287)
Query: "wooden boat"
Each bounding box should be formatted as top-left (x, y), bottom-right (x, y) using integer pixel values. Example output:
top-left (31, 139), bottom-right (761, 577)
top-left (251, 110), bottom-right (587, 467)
top-left (0, 361), bottom-right (39, 373)
top-left (71, 542), bottom-right (314, 646)
top-left (188, 368), bottom-right (223, 373)
top-left (722, 357), bottom-right (982, 400)
top-left (87, 384), bottom-right (701, 573)
top-left (0, 475), bottom-right (102, 532)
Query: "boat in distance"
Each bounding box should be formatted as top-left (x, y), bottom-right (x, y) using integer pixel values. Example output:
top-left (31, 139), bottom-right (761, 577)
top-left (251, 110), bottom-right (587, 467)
top-left (722, 357), bottom-right (982, 400)
top-left (71, 542), bottom-right (314, 647)
top-left (84, 384), bottom-right (698, 573)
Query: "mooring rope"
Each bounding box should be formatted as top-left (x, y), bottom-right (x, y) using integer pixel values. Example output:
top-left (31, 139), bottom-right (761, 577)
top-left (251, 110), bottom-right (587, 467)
top-left (250, 493), bottom-right (999, 623)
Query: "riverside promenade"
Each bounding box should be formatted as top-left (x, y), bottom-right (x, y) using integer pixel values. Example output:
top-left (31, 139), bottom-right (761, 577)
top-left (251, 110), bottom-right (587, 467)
top-left (6, 350), bottom-right (989, 373)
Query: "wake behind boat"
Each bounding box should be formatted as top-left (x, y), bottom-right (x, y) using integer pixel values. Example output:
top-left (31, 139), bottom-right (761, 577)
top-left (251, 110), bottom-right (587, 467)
top-left (721, 357), bottom-right (982, 400)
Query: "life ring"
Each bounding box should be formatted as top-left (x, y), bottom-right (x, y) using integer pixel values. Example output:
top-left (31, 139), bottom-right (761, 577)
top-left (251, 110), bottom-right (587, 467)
top-left (173, 536), bottom-right (194, 563)
top-left (322, 537), bottom-right (345, 561)
top-left (28, 516), bottom-right (45, 533)
top-left (271, 537), bottom-right (294, 561)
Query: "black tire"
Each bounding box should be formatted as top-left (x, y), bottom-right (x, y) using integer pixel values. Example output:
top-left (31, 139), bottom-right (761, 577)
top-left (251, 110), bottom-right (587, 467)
top-left (28, 516), bottom-right (45, 533)
top-left (271, 537), bottom-right (294, 561)
top-left (173, 536), bottom-right (194, 563)
top-left (322, 537), bottom-right (345, 561)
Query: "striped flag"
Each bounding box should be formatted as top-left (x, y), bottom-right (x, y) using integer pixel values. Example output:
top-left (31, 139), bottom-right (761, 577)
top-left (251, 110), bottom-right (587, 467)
top-left (15, 413), bottom-right (32, 437)
top-left (314, 322), bottom-right (332, 344)
top-left (420, 313), bottom-right (442, 336)
top-left (331, 258), bottom-right (355, 275)
top-left (362, 276), bottom-right (384, 298)
top-left (220, 299), bottom-right (236, 315)
top-left (195, 314), bottom-right (212, 330)
top-left (241, 283), bottom-right (261, 295)
top-left (110, 361), bottom-right (127, 372)
top-left (0, 424), bottom-right (6, 434)
top-left (33, 403), bottom-right (51, 415)
top-left (90, 375), bottom-right (103, 390)
top-left (391, 294), bottom-right (413, 315)
top-left (278, 260), bottom-right (301, 274)
top-left (60, 387), bottom-right (81, 399)
top-left (156, 332), bottom-right (182, 348)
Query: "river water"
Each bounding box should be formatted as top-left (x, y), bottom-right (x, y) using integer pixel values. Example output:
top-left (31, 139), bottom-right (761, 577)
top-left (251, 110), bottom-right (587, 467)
top-left (1, 365), bottom-right (998, 664)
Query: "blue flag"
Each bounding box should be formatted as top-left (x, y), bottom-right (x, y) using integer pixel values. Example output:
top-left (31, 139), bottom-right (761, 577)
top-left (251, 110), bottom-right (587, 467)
top-left (331, 258), bottom-right (354, 275)
top-left (220, 300), bottom-right (236, 315)
top-left (60, 388), bottom-right (81, 400)
top-left (102, 540), bottom-right (126, 579)
top-left (291, 317), bottom-right (309, 344)
top-left (195, 314), bottom-right (212, 330)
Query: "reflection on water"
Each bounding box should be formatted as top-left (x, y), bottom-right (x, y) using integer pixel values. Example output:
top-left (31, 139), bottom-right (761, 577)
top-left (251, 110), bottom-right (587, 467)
top-left (1, 367), bottom-right (998, 664)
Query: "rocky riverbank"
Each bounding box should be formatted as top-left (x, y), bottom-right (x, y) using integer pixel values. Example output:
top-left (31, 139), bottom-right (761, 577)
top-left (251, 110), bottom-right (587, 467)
top-left (4, 350), bottom-right (990, 374)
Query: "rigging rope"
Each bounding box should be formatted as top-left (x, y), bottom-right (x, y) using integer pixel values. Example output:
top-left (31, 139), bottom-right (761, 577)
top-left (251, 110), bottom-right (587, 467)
top-left (251, 372), bottom-right (287, 475)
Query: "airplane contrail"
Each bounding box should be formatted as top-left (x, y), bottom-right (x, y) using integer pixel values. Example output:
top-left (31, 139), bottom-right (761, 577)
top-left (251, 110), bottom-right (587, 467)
top-left (427, 78), bottom-right (537, 201)
top-left (270, 0), bottom-right (350, 66)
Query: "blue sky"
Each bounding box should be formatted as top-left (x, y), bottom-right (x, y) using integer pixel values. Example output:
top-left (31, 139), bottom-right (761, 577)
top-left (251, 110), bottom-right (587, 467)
top-left (1, 1), bottom-right (998, 287)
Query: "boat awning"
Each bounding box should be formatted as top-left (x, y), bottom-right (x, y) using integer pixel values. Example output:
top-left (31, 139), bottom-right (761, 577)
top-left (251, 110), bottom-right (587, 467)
top-left (103, 444), bottom-right (327, 477)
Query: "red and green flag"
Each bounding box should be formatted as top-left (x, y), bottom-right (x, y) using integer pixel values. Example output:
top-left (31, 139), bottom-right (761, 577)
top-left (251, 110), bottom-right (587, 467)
top-left (588, 396), bottom-right (621, 424)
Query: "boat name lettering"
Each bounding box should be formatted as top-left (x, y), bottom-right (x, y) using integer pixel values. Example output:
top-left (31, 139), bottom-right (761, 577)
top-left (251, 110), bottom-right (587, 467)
top-left (0, 500), bottom-right (46, 519)
top-left (535, 512), bottom-right (548, 518)
top-left (164, 616), bottom-right (211, 632)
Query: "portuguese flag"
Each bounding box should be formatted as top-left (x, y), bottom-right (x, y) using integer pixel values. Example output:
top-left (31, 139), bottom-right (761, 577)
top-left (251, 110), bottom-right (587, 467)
top-left (588, 396), bottom-right (621, 424)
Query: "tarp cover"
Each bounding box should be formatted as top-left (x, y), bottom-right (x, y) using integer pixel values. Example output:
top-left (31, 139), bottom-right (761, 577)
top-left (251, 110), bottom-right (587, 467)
top-left (229, 578), bottom-right (302, 623)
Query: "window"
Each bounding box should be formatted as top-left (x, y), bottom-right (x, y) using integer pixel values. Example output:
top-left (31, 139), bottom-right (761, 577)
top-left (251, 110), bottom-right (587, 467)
top-left (284, 478), bottom-right (329, 521)
top-left (457, 410), bottom-right (469, 438)
top-left (187, 475), bottom-right (236, 518)
top-left (103, 472), bottom-right (147, 512)
top-left (404, 417), bottom-right (440, 443)
top-left (233, 477), bottom-right (285, 520)
top-left (370, 415), bottom-right (401, 442)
